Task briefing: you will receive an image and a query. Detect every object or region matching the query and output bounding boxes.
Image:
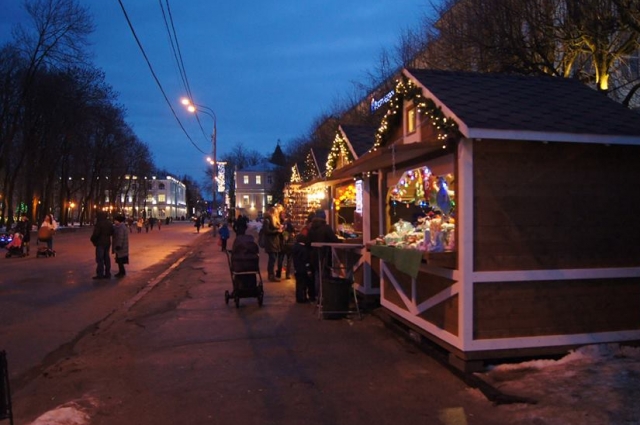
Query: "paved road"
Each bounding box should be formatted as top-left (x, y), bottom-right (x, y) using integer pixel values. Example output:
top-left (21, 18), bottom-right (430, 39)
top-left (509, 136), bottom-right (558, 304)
top-left (0, 220), bottom-right (213, 380)
top-left (3, 224), bottom-right (530, 425)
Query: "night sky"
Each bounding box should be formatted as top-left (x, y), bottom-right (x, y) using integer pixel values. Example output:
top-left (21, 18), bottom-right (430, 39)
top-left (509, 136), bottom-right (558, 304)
top-left (1, 0), bottom-right (430, 183)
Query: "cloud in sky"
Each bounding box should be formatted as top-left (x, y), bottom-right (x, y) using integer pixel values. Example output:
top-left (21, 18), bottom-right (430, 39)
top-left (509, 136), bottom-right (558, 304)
top-left (1, 0), bottom-right (430, 182)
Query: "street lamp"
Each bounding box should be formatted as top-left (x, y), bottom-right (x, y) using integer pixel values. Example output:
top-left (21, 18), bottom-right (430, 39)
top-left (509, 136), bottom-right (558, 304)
top-left (181, 97), bottom-right (218, 215)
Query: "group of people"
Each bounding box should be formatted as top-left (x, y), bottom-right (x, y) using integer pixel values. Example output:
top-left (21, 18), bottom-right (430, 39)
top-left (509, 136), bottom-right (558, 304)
top-left (5, 213), bottom-right (58, 256)
top-left (90, 211), bottom-right (129, 279)
top-left (253, 205), bottom-right (339, 304)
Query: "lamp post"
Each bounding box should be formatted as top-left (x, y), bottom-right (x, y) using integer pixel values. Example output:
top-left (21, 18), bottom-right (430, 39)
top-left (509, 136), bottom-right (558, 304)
top-left (181, 98), bottom-right (218, 215)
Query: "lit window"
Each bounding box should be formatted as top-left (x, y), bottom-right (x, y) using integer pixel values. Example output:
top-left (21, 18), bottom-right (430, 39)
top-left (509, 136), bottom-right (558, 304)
top-left (243, 195), bottom-right (249, 206)
top-left (267, 195), bottom-right (273, 204)
top-left (158, 194), bottom-right (166, 202)
top-left (407, 107), bottom-right (416, 133)
top-left (256, 175), bottom-right (262, 185)
top-left (243, 175), bottom-right (249, 184)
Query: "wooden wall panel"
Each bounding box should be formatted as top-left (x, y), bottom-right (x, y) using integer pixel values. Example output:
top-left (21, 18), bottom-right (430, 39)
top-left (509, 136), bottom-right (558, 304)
top-left (382, 273), bottom-right (407, 311)
top-left (474, 278), bottom-right (640, 339)
top-left (418, 295), bottom-right (459, 335)
top-left (386, 263), bottom-right (412, 298)
top-left (415, 270), bottom-right (456, 304)
top-left (473, 140), bottom-right (640, 271)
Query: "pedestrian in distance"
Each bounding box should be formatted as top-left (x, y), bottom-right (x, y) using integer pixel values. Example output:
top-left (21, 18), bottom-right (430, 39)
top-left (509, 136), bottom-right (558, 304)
top-left (262, 206), bottom-right (283, 282)
top-left (90, 211), bottom-right (113, 280)
top-left (144, 218), bottom-right (150, 233)
top-left (233, 213), bottom-right (248, 236)
top-left (136, 217), bottom-right (143, 234)
top-left (281, 213), bottom-right (295, 280)
top-left (16, 213), bottom-right (31, 255)
top-left (218, 221), bottom-right (230, 252)
top-left (112, 214), bottom-right (129, 278)
top-left (194, 216), bottom-right (202, 233)
top-left (39, 214), bottom-right (58, 252)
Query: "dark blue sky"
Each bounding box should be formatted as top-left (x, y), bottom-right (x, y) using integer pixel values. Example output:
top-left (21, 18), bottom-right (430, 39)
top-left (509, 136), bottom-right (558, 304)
top-left (1, 1), bottom-right (430, 182)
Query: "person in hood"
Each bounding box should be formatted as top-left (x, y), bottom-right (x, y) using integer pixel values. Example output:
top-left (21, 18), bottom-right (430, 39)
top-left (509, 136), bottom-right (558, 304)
top-left (91, 211), bottom-right (113, 279)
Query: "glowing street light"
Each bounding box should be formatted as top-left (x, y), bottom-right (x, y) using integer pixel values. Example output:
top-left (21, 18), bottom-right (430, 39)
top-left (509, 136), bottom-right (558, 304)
top-left (181, 97), bottom-right (218, 214)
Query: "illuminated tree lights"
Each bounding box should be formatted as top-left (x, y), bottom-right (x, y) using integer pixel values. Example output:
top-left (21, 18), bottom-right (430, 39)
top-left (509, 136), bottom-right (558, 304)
top-left (302, 152), bottom-right (320, 182)
top-left (325, 133), bottom-right (354, 177)
top-left (372, 77), bottom-right (460, 150)
top-left (290, 163), bottom-right (302, 183)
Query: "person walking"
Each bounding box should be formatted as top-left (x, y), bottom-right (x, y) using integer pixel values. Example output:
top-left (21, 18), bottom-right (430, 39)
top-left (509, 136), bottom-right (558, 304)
top-left (262, 206), bottom-right (283, 282)
top-left (233, 213), bottom-right (248, 236)
top-left (195, 216), bottom-right (202, 233)
top-left (39, 214), bottom-right (58, 252)
top-left (112, 214), bottom-right (129, 278)
top-left (90, 211), bottom-right (113, 280)
top-left (218, 221), bottom-right (230, 252)
top-left (136, 217), bottom-right (143, 233)
top-left (16, 213), bottom-right (31, 255)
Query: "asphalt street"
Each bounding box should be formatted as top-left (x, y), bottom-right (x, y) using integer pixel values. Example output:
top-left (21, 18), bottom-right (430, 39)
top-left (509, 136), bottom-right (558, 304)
top-left (3, 224), bottom-right (534, 425)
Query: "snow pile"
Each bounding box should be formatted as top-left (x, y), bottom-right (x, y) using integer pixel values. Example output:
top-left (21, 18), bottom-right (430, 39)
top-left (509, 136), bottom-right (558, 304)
top-left (478, 343), bottom-right (640, 425)
top-left (27, 396), bottom-right (98, 425)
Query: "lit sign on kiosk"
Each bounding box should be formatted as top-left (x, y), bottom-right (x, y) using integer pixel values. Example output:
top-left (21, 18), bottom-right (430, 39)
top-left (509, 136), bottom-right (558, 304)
top-left (355, 180), bottom-right (363, 213)
top-left (370, 90), bottom-right (395, 112)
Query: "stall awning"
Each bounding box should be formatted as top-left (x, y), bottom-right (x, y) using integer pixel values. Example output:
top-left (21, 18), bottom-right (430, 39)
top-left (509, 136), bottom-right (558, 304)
top-left (329, 142), bottom-right (446, 180)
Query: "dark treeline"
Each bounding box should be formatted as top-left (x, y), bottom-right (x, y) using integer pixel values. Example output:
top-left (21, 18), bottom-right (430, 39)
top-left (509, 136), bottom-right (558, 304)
top-left (0, 0), bottom-right (177, 228)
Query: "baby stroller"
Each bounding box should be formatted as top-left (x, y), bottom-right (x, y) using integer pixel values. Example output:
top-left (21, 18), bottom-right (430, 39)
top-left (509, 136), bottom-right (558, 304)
top-left (5, 233), bottom-right (25, 258)
top-left (36, 226), bottom-right (56, 258)
top-left (225, 234), bottom-right (264, 308)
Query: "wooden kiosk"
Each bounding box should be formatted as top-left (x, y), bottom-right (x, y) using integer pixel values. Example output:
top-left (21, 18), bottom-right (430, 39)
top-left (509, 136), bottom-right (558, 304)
top-left (342, 69), bottom-right (640, 370)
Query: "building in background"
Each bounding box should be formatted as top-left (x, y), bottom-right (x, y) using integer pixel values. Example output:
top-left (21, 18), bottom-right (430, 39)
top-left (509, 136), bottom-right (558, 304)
top-left (118, 175), bottom-right (187, 220)
top-left (234, 161), bottom-right (277, 220)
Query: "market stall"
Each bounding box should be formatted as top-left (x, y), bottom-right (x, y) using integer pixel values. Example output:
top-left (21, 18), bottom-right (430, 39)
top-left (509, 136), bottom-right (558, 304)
top-left (361, 68), bottom-right (640, 371)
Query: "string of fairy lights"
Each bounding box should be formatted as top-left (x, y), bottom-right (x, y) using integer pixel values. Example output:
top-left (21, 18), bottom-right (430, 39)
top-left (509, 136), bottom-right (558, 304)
top-left (372, 77), bottom-right (460, 151)
top-left (293, 76), bottom-right (461, 184)
top-left (325, 132), bottom-right (355, 177)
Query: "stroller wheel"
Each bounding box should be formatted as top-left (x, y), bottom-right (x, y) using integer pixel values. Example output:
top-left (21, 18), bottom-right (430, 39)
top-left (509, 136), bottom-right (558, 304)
top-left (224, 290), bottom-right (230, 305)
top-left (234, 295), bottom-right (240, 308)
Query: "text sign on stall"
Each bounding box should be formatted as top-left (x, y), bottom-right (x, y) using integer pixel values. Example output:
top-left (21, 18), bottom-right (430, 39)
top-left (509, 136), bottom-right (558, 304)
top-left (355, 180), bottom-right (363, 214)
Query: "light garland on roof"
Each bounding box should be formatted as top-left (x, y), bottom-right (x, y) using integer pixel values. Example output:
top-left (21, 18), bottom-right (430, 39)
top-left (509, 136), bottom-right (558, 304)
top-left (372, 77), bottom-right (460, 151)
top-left (325, 133), bottom-right (354, 177)
top-left (302, 152), bottom-right (319, 182)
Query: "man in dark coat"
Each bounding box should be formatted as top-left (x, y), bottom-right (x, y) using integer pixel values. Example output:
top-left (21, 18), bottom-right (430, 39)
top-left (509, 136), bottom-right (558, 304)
top-left (91, 211), bottom-right (114, 279)
top-left (233, 213), bottom-right (248, 235)
top-left (306, 209), bottom-right (340, 282)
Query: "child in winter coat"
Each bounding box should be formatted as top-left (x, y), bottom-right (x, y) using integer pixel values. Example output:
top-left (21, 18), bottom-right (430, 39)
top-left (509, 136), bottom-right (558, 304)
top-left (218, 222), bottom-right (230, 251)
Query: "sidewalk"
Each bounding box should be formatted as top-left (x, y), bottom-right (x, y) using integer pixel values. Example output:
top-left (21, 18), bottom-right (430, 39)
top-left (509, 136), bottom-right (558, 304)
top-left (12, 229), bottom-right (512, 425)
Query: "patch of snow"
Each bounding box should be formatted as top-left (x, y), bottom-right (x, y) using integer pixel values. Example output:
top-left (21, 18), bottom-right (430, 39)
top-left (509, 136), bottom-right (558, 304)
top-left (27, 396), bottom-right (98, 425)
top-left (478, 343), bottom-right (640, 425)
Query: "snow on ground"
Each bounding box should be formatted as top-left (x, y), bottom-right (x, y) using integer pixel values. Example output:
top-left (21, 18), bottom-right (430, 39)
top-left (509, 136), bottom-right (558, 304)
top-left (26, 396), bottom-right (97, 425)
top-left (478, 343), bottom-right (640, 424)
